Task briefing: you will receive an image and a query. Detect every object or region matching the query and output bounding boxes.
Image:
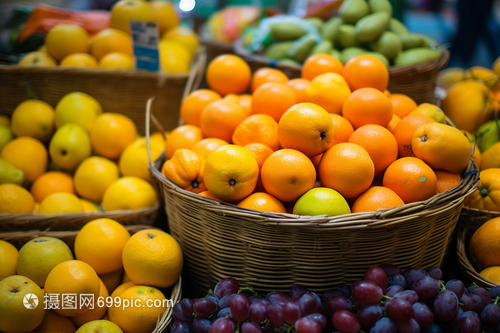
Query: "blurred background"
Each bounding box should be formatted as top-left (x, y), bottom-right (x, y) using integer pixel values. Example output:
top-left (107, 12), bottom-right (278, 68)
top-left (1, 0), bottom-right (500, 68)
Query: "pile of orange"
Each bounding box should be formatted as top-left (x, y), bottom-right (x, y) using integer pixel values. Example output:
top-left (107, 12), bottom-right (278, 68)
top-left (161, 53), bottom-right (473, 215)
top-left (0, 218), bottom-right (182, 333)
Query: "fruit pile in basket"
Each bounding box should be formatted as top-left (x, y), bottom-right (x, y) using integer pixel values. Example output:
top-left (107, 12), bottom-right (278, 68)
top-left (0, 218), bottom-right (182, 333)
top-left (0, 92), bottom-right (164, 214)
top-left (160, 52), bottom-right (473, 215)
top-left (17, 0), bottom-right (199, 73)
top-left (170, 264), bottom-right (500, 333)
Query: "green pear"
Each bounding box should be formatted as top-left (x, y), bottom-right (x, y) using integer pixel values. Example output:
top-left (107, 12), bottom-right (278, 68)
top-left (49, 123), bottom-right (91, 171)
top-left (76, 320), bottom-right (123, 333)
top-left (0, 125), bottom-right (13, 152)
top-left (55, 92), bottom-right (103, 132)
top-left (293, 187), bottom-right (351, 216)
top-left (0, 157), bottom-right (25, 186)
top-left (476, 119), bottom-right (500, 154)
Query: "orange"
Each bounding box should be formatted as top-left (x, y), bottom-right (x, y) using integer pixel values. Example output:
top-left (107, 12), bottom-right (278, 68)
top-left (99, 52), bottom-right (134, 70)
top-left (410, 103), bottom-right (447, 124)
top-left (69, 278), bottom-right (108, 327)
top-left (60, 53), bottom-right (98, 68)
top-left (206, 54), bottom-right (251, 95)
top-left (278, 103), bottom-right (335, 157)
top-left (237, 192), bottom-right (287, 213)
top-left (180, 89), bottom-right (222, 127)
top-left (98, 268), bottom-right (123, 295)
top-left (164, 124), bottom-right (203, 160)
top-left (232, 114), bottom-right (280, 151)
top-left (191, 138), bottom-right (228, 159)
top-left (0, 183), bottom-right (35, 213)
top-left (223, 94), bottom-right (239, 104)
top-left (479, 266), bottom-right (500, 285)
top-left (304, 72), bottom-right (351, 115)
top-left (204, 145), bottom-right (259, 202)
top-left (435, 170), bottom-right (461, 194)
top-left (101, 176), bottom-right (158, 211)
top-left (382, 157), bottom-right (437, 203)
top-left (481, 141), bottom-right (500, 170)
top-left (0, 240), bottom-right (18, 280)
top-left (342, 55), bottom-right (389, 92)
top-left (318, 143), bottom-right (375, 199)
top-left (30, 171), bottom-right (74, 203)
top-left (45, 24), bottom-right (89, 61)
top-left (75, 218), bottom-right (131, 275)
top-left (198, 190), bottom-right (226, 203)
top-left (11, 99), bottom-right (55, 143)
top-left (348, 124), bottom-right (398, 175)
top-left (392, 114), bottom-right (436, 157)
top-left (261, 149), bottom-right (316, 202)
top-left (18, 51), bottom-right (57, 67)
top-left (342, 87), bottom-right (393, 129)
top-left (352, 186), bottom-right (405, 213)
top-left (238, 94), bottom-right (252, 115)
top-left (301, 54), bottom-right (343, 81)
top-left (150, 0), bottom-right (179, 35)
top-left (74, 156), bottom-right (120, 203)
top-left (310, 153), bottom-right (323, 171)
top-left (122, 228), bottom-right (182, 288)
top-left (387, 114), bottom-right (401, 132)
top-left (89, 28), bottom-right (133, 61)
top-left (330, 114), bottom-right (354, 144)
top-left (251, 82), bottom-right (297, 122)
top-left (389, 94), bottom-right (417, 118)
top-left (412, 123), bottom-right (471, 174)
top-left (35, 310), bottom-right (76, 333)
top-left (251, 67), bottom-right (289, 93)
top-left (200, 99), bottom-right (247, 142)
top-left (161, 148), bottom-right (207, 193)
top-left (286, 78), bottom-right (311, 103)
top-left (44, 260), bottom-right (100, 316)
top-left (108, 285), bottom-right (167, 333)
top-left (90, 113), bottom-right (138, 160)
top-left (1, 136), bottom-right (48, 182)
top-left (243, 143), bottom-right (274, 170)
top-left (465, 168), bottom-right (500, 212)
top-left (111, 281), bottom-right (136, 298)
top-left (109, 0), bottom-right (154, 34)
top-left (469, 217), bottom-right (500, 270)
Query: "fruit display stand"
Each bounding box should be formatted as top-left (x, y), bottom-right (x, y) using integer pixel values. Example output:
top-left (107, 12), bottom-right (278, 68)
top-left (145, 100), bottom-right (480, 298)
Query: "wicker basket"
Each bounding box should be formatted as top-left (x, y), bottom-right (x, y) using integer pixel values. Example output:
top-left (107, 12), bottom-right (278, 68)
top-left (0, 48), bottom-right (205, 134)
top-left (458, 206), bottom-right (500, 232)
top-left (145, 98), bottom-right (479, 297)
top-left (233, 41), bottom-right (449, 104)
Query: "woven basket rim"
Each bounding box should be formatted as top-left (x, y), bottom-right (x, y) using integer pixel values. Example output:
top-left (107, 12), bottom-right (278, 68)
top-left (461, 205), bottom-right (500, 216)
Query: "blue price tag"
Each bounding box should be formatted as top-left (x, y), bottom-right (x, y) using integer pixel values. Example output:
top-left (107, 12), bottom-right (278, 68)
top-left (130, 20), bottom-right (160, 72)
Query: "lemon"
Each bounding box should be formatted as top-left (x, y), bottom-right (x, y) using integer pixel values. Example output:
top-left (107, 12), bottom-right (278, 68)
top-left (102, 176), bottom-right (158, 211)
top-left (158, 39), bottom-right (192, 73)
top-left (74, 156), bottom-right (120, 203)
top-left (0, 183), bottom-right (35, 214)
top-left (38, 192), bottom-right (85, 214)
top-left (11, 99), bottom-right (55, 143)
top-left (18, 51), bottom-right (57, 67)
top-left (0, 240), bottom-right (18, 280)
top-left (119, 138), bottom-right (163, 183)
top-left (55, 92), bottom-right (103, 132)
top-left (151, 0), bottom-right (179, 35)
top-left (161, 26), bottom-right (199, 55)
top-left (80, 198), bottom-right (101, 212)
top-left (60, 53), bottom-right (98, 68)
top-left (99, 52), bottom-right (134, 70)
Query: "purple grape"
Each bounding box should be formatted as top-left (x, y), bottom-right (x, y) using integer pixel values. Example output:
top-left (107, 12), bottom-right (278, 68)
top-left (357, 304), bottom-right (383, 327)
top-left (379, 263), bottom-right (401, 276)
top-left (458, 311), bottom-right (481, 333)
top-left (266, 303), bottom-right (284, 326)
top-left (445, 279), bottom-right (466, 299)
top-left (369, 317), bottom-right (397, 333)
top-left (321, 289), bottom-right (344, 302)
top-left (247, 295), bottom-right (262, 305)
top-left (402, 268), bottom-right (429, 288)
top-left (289, 284), bottom-right (308, 301)
top-left (295, 317), bottom-right (321, 333)
top-left (396, 318), bottom-right (420, 333)
top-left (425, 266), bottom-right (443, 280)
top-left (193, 297), bottom-right (219, 318)
top-left (180, 298), bottom-right (194, 319)
top-left (262, 322), bottom-right (275, 333)
top-left (306, 313), bottom-right (326, 329)
top-left (384, 298), bottom-right (414, 321)
top-left (385, 285), bottom-right (404, 297)
top-left (387, 274), bottom-right (407, 289)
top-left (336, 284), bottom-right (352, 298)
top-left (229, 294), bottom-right (249, 322)
top-left (296, 292), bottom-right (321, 317)
top-left (412, 276), bottom-right (441, 301)
top-left (208, 317), bottom-right (235, 333)
top-left (217, 307), bottom-right (233, 319)
top-left (282, 301), bottom-right (301, 324)
top-left (481, 303), bottom-right (500, 325)
top-left (171, 320), bottom-right (190, 333)
top-left (461, 293), bottom-right (484, 313)
top-left (248, 301), bottom-right (266, 324)
top-left (323, 295), bottom-right (352, 317)
top-left (219, 294), bottom-right (235, 309)
top-left (413, 302), bottom-right (434, 328)
top-left (193, 317), bottom-right (212, 333)
top-left (433, 290), bottom-right (459, 322)
top-left (241, 322), bottom-right (262, 333)
top-left (173, 303), bottom-right (190, 321)
top-left (214, 278), bottom-right (239, 299)
top-left (265, 292), bottom-right (288, 305)
top-left (472, 287), bottom-right (492, 306)
top-left (422, 323), bottom-right (443, 333)
top-left (332, 309), bottom-right (361, 333)
top-left (467, 284), bottom-right (478, 294)
top-left (351, 280), bottom-right (383, 305)
top-left (489, 286), bottom-right (500, 299)
top-left (393, 290), bottom-right (419, 304)
top-left (364, 266), bottom-right (388, 292)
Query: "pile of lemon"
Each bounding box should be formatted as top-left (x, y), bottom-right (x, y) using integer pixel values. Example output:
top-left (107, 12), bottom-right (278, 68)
top-left (0, 218), bottom-right (183, 333)
top-left (19, 0), bottom-right (199, 73)
top-left (0, 91), bottom-right (165, 214)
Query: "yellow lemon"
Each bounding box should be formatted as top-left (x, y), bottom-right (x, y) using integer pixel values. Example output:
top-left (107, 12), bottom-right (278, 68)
top-left (89, 28), bottom-right (133, 61)
top-left (110, 0), bottom-right (154, 34)
top-left (99, 52), bottom-right (134, 70)
top-left (38, 192), bottom-right (85, 214)
top-left (60, 53), bottom-right (98, 68)
top-left (55, 92), bottom-right (103, 132)
top-left (1, 136), bottom-right (48, 182)
top-left (118, 138), bottom-right (163, 183)
top-left (11, 99), bottom-right (55, 143)
top-left (151, 0), bottom-right (179, 35)
top-left (102, 176), bottom-right (158, 211)
top-left (409, 103), bottom-right (447, 124)
top-left (159, 39), bottom-right (192, 74)
top-left (45, 24), bottom-right (89, 61)
top-left (18, 51), bottom-right (57, 67)
top-left (74, 156), bottom-right (120, 203)
top-left (0, 183), bottom-right (35, 214)
top-left (161, 26), bottom-right (199, 55)
top-left (80, 199), bottom-right (100, 212)
top-left (0, 240), bottom-right (18, 280)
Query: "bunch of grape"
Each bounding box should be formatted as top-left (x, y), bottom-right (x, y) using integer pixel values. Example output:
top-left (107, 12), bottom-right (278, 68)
top-left (170, 264), bottom-right (500, 333)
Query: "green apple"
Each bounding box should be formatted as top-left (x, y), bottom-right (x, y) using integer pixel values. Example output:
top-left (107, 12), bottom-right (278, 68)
top-left (55, 92), bottom-right (103, 132)
top-left (49, 123), bottom-right (91, 171)
top-left (16, 237), bottom-right (74, 288)
top-left (476, 118), bottom-right (500, 154)
top-left (76, 320), bottom-right (124, 333)
top-left (293, 187), bottom-right (351, 216)
top-left (0, 157), bottom-right (25, 186)
top-left (0, 124), bottom-right (12, 152)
